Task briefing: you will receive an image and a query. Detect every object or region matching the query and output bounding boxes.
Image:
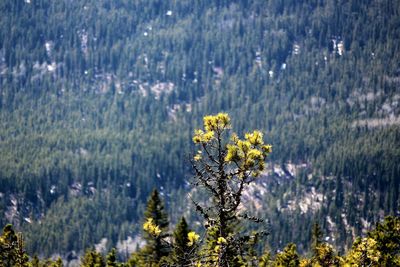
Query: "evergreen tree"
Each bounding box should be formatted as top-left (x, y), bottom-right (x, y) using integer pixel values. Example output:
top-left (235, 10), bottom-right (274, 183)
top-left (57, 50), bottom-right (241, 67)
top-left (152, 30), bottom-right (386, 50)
top-left (126, 253), bottom-right (140, 267)
top-left (345, 237), bottom-right (381, 266)
top-left (81, 249), bottom-right (105, 267)
top-left (54, 258), bottom-right (63, 267)
top-left (0, 0), bottom-right (399, 257)
top-left (14, 233), bottom-right (30, 267)
top-left (0, 225), bottom-right (30, 267)
top-left (170, 216), bottom-right (199, 266)
top-left (311, 223), bottom-right (322, 256)
top-left (366, 216), bottom-right (400, 265)
top-left (273, 243), bottom-right (300, 267)
top-left (311, 243), bottom-right (342, 266)
top-left (259, 249), bottom-right (272, 267)
top-left (191, 113), bottom-right (271, 266)
top-left (0, 224), bottom-right (19, 267)
top-left (309, 223), bottom-right (342, 266)
top-left (139, 189), bottom-right (170, 266)
top-left (30, 255), bottom-right (40, 267)
top-left (106, 248), bottom-right (118, 267)
top-left (171, 217), bottom-right (190, 266)
top-left (41, 258), bottom-right (63, 267)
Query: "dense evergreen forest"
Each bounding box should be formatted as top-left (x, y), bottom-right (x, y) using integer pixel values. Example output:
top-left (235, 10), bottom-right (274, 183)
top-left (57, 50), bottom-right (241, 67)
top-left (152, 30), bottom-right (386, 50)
top-left (1, 190), bottom-right (400, 266)
top-left (0, 0), bottom-right (399, 263)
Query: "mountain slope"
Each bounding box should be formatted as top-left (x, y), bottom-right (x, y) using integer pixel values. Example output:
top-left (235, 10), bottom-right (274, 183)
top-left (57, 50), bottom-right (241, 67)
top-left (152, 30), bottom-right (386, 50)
top-left (0, 0), bottom-right (399, 258)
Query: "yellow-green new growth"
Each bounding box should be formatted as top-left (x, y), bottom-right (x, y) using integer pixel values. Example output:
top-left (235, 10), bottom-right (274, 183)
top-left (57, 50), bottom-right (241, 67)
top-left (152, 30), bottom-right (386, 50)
top-left (143, 218), bottom-right (162, 237)
top-left (245, 130), bottom-right (263, 146)
top-left (203, 113), bottom-right (230, 132)
top-left (191, 113), bottom-right (272, 266)
top-left (193, 129), bottom-right (215, 144)
top-left (194, 114), bottom-right (272, 177)
top-left (193, 153), bottom-right (202, 161)
top-left (187, 231), bottom-right (200, 247)
top-left (193, 113), bottom-right (230, 145)
top-left (344, 237), bottom-right (381, 266)
top-left (217, 237), bottom-right (227, 244)
top-left (225, 130), bottom-right (272, 178)
top-left (213, 237), bottom-right (228, 254)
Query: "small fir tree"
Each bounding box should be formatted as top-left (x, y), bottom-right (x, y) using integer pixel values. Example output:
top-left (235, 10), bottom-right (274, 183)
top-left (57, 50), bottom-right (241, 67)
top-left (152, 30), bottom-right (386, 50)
top-left (311, 223), bottom-right (323, 255)
top-left (14, 232), bottom-right (30, 267)
top-left (30, 255), bottom-right (40, 267)
top-left (0, 224), bottom-right (17, 266)
top-left (366, 216), bottom-right (400, 265)
top-left (106, 248), bottom-right (118, 267)
top-left (170, 217), bottom-right (200, 266)
top-left (54, 257), bottom-right (64, 267)
top-left (139, 189), bottom-right (170, 266)
top-left (312, 243), bottom-right (342, 266)
top-left (274, 243), bottom-right (300, 267)
top-left (345, 237), bottom-right (381, 266)
top-left (0, 224), bottom-right (30, 267)
top-left (171, 217), bottom-right (190, 266)
top-left (81, 249), bottom-right (105, 267)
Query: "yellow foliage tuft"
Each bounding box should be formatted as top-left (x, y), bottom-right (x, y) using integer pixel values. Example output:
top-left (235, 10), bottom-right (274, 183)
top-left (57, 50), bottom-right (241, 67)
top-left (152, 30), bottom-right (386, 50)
top-left (203, 113), bottom-right (231, 132)
top-left (187, 231), bottom-right (200, 246)
top-left (194, 113), bottom-right (272, 180)
top-left (262, 144), bottom-right (272, 154)
top-left (194, 154), bottom-right (202, 161)
top-left (143, 218), bottom-right (162, 237)
top-left (245, 130), bottom-right (263, 146)
top-left (345, 237), bottom-right (381, 265)
top-left (217, 237), bottom-right (227, 244)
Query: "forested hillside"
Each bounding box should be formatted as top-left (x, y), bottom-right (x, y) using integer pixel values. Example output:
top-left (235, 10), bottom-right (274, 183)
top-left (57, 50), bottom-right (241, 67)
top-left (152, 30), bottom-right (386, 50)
top-left (0, 0), bottom-right (399, 260)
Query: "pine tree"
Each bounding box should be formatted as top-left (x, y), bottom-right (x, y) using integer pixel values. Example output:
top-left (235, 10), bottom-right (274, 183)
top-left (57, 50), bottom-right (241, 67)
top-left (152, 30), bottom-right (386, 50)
top-left (309, 224), bottom-right (342, 266)
top-left (345, 237), bottom-right (381, 266)
top-left (312, 243), bottom-right (342, 266)
top-left (126, 253), bottom-right (140, 267)
top-left (366, 216), bottom-right (400, 265)
top-left (273, 243), bottom-right (300, 267)
top-left (43, 257), bottom-right (63, 267)
top-left (311, 223), bottom-right (323, 255)
top-left (0, 225), bottom-right (30, 267)
top-left (171, 216), bottom-right (199, 266)
top-left (139, 189), bottom-right (170, 266)
top-left (14, 233), bottom-right (30, 267)
top-left (81, 249), bottom-right (105, 267)
top-left (191, 113), bottom-right (272, 266)
top-left (30, 255), bottom-right (40, 267)
top-left (172, 217), bottom-right (189, 266)
top-left (259, 249), bottom-right (272, 267)
top-left (106, 248), bottom-right (118, 267)
top-left (0, 224), bottom-right (19, 266)
top-left (54, 257), bottom-right (63, 267)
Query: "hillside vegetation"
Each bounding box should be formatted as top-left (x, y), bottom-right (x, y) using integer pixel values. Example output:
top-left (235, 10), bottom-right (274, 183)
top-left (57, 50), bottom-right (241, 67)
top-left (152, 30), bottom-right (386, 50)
top-left (0, 0), bottom-right (399, 259)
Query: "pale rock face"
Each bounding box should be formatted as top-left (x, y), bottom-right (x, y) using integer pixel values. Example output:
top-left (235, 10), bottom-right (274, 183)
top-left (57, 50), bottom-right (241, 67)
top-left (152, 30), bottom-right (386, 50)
top-left (45, 41), bottom-right (53, 56)
top-left (47, 62), bottom-right (57, 72)
top-left (337, 41), bottom-right (344, 56)
top-left (269, 70), bottom-right (274, 78)
top-left (293, 44), bottom-right (300, 55)
top-left (95, 238), bottom-right (108, 253)
top-left (298, 187), bottom-right (324, 214)
top-left (150, 82), bottom-right (175, 99)
top-left (116, 236), bottom-right (145, 255)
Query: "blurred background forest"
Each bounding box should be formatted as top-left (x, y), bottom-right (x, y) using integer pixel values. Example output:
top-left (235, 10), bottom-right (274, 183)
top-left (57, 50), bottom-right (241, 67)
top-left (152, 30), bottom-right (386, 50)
top-left (0, 0), bottom-right (399, 260)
